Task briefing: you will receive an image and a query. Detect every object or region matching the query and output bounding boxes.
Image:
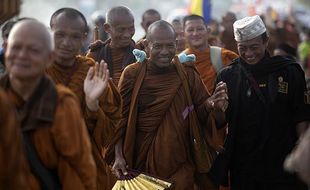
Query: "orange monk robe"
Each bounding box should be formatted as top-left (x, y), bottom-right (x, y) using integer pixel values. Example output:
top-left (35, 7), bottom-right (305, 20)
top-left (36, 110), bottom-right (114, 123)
top-left (113, 60), bottom-right (219, 189)
top-left (1, 75), bottom-right (96, 190)
top-left (87, 39), bottom-right (143, 86)
top-left (0, 89), bottom-right (27, 190)
top-left (183, 47), bottom-right (238, 93)
top-left (46, 55), bottom-right (122, 190)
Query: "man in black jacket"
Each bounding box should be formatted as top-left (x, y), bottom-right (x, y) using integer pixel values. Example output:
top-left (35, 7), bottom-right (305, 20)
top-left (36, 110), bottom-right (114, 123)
top-left (209, 15), bottom-right (310, 190)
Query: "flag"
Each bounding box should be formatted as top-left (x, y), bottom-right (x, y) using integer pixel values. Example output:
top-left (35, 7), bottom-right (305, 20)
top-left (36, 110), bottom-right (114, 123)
top-left (190, 0), bottom-right (212, 23)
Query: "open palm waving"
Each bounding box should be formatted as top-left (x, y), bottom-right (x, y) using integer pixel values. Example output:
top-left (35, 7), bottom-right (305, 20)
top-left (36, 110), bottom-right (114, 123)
top-left (84, 60), bottom-right (109, 111)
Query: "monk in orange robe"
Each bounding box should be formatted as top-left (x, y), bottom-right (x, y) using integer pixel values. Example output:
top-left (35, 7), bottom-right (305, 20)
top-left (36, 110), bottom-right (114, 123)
top-left (47, 8), bottom-right (121, 190)
top-left (2, 19), bottom-right (96, 190)
top-left (183, 14), bottom-right (238, 94)
top-left (87, 6), bottom-right (143, 86)
top-left (109, 20), bottom-right (228, 190)
top-left (183, 16), bottom-right (238, 166)
top-left (0, 89), bottom-right (27, 190)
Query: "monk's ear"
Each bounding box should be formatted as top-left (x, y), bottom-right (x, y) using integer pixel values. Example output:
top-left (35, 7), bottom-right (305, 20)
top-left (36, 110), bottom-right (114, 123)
top-left (103, 23), bottom-right (111, 34)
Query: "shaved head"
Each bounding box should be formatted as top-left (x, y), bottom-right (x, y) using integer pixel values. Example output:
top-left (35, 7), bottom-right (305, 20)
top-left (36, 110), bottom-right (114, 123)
top-left (5, 19), bottom-right (54, 81)
top-left (142, 9), bottom-right (161, 21)
top-left (106, 6), bottom-right (134, 25)
top-left (145, 20), bottom-right (177, 68)
top-left (146, 20), bottom-right (176, 41)
top-left (9, 20), bottom-right (53, 51)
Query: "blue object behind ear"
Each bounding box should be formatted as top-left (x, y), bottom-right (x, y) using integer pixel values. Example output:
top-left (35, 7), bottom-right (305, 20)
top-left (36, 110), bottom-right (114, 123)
top-left (178, 53), bottom-right (196, 64)
top-left (132, 49), bottom-right (146, 63)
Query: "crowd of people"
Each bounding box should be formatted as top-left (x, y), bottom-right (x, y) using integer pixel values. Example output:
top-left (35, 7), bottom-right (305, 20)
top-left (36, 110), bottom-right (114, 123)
top-left (0, 4), bottom-right (310, 190)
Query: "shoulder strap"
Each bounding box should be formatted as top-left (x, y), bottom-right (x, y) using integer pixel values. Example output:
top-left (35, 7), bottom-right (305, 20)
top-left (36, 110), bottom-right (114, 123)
top-left (237, 63), bottom-right (267, 104)
top-left (210, 46), bottom-right (223, 74)
top-left (23, 132), bottom-right (61, 190)
top-left (174, 59), bottom-right (217, 173)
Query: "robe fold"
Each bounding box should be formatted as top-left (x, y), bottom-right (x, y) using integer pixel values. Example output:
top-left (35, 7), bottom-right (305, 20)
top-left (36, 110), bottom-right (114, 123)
top-left (183, 47), bottom-right (238, 93)
top-left (46, 55), bottom-right (122, 190)
top-left (0, 89), bottom-right (27, 190)
top-left (108, 58), bottom-right (220, 189)
top-left (87, 39), bottom-right (142, 86)
top-left (0, 75), bottom-right (96, 190)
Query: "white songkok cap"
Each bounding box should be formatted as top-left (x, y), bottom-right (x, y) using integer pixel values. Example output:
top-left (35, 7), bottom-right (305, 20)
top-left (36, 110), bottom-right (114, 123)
top-left (233, 15), bottom-right (266, 42)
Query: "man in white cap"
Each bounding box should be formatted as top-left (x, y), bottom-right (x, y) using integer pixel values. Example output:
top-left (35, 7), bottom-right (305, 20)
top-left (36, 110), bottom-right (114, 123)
top-left (209, 15), bottom-right (310, 190)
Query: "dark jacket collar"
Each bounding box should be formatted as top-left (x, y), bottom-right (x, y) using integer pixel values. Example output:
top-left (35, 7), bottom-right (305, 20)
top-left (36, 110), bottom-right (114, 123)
top-left (0, 74), bottom-right (58, 131)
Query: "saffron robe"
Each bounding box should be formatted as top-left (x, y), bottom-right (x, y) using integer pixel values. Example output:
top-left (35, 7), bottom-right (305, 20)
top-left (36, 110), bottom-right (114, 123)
top-left (0, 89), bottom-right (27, 190)
top-left (46, 55), bottom-right (122, 190)
top-left (87, 39), bottom-right (142, 86)
top-left (0, 75), bottom-right (96, 190)
top-left (183, 47), bottom-right (238, 93)
top-left (112, 59), bottom-right (219, 189)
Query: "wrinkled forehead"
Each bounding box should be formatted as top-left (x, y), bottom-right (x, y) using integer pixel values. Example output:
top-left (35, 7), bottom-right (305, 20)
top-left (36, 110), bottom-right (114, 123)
top-left (110, 13), bottom-right (134, 26)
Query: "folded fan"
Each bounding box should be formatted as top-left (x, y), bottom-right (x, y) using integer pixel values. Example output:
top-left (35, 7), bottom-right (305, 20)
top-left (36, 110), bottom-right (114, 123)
top-left (112, 169), bottom-right (173, 190)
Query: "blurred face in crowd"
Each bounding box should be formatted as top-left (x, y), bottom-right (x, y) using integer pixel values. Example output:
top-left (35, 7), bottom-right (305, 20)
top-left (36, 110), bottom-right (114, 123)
top-left (237, 35), bottom-right (268, 65)
top-left (172, 21), bottom-right (185, 53)
top-left (5, 21), bottom-right (53, 81)
top-left (105, 15), bottom-right (135, 48)
top-left (145, 24), bottom-right (176, 68)
top-left (184, 18), bottom-right (209, 51)
top-left (141, 13), bottom-right (161, 32)
top-left (51, 13), bottom-right (86, 65)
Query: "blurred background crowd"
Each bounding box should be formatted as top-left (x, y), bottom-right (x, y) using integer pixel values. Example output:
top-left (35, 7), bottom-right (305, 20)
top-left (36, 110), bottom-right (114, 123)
top-left (1, 0), bottom-right (310, 83)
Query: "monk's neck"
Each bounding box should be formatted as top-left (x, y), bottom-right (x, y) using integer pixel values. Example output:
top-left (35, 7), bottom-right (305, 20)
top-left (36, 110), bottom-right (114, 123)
top-left (55, 57), bottom-right (76, 68)
top-left (9, 75), bottom-right (42, 101)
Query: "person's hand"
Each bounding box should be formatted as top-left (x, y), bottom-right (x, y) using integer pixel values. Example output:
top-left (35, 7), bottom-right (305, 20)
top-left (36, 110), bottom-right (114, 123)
top-left (112, 154), bottom-right (128, 179)
top-left (88, 40), bottom-right (104, 51)
top-left (84, 60), bottom-right (109, 111)
top-left (208, 81), bottom-right (228, 112)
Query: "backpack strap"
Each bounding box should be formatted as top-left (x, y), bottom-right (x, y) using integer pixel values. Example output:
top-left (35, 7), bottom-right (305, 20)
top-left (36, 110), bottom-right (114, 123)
top-left (210, 46), bottom-right (223, 74)
top-left (23, 132), bottom-right (61, 190)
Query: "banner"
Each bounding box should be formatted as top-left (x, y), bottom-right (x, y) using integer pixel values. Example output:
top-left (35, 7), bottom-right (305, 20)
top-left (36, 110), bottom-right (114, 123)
top-left (190, 0), bottom-right (212, 23)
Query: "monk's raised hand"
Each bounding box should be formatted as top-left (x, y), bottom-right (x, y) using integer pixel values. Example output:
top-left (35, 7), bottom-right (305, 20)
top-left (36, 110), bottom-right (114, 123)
top-left (208, 81), bottom-right (228, 112)
top-left (84, 60), bottom-right (109, 111)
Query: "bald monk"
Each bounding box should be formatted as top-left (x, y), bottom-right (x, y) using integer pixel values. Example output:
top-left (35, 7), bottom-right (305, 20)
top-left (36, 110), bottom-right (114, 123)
top-left (87, 6), bottom-right (142, 86)
top-left (0, 89), bottom-right (27, 190)
top-left (1, 19), bottom-right (96, 190)
top-left (137, 9), bottom-right (161, 43)
top-left (183, 14), bottom-right (238, 93)
top-left (171, 19), bottom-right (186, 54)
top-left (183, 15), bottom-right (237, 166)
top-left (109, 20), bottom-right (228, 189)
top-left (47, 8), bottom-right (121, 190)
